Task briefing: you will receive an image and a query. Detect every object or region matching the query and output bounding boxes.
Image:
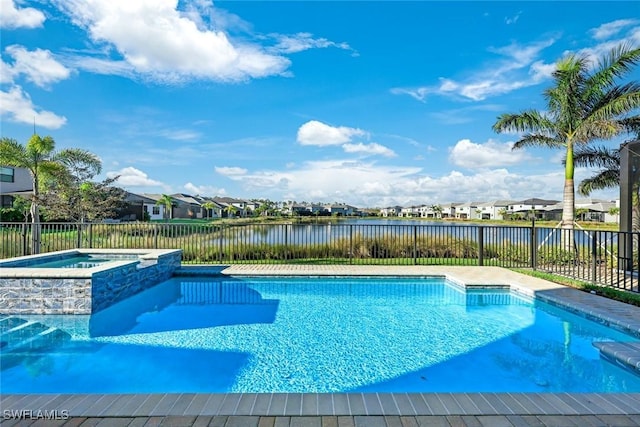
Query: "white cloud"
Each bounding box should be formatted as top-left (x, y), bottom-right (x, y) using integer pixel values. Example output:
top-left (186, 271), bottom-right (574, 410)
top-left (209, 157), bottom-right (575, 207)
top-left (51, 0), bottom-right (291, 83)
top-left (297, 120), bottom-right (367, 146)
top-left (184, 182), bottom-right (225, 196)
top-left (504, 12), bottom-right (521, 25)
top-left (589, 19), bottom-right (638, 40)
top-left (0, 86), bottom-right (67, 129)
top-left (4, 45), bottom-right (71, 88)
top-left (215, 166), bottom-right (248, 176)
top-left (156, 128), bottom-right (201, 141)
top-left (0, 0), bottom-right (45, 29)
top-left (270, 32), bottom-right (355, 55)
top-left (392, 38), bottom-right (557, 101)
top-left (342, 142), bottom-right (396, 157)
top-left (429, 104), bottom-right (505, 125)
top-left (448, 139), bottom-right (533, 169)
top-left (106, 166), bottom-right (164, 187)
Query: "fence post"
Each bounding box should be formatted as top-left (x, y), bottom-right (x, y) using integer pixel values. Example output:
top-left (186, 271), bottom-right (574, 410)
top-left (154, 223), bottom-right (159, 249)
top-left (478, 226), bottom-right (484, 266)
top-left (21, 223), bottom-right (28, 256)
top-left (88, 223), bottom-right (93, 248)
top-left (76, 223), bottom-right (82, 248)
top-left (349, 224), bottom-right (353, 264)
top-left (219, 225), bottom-right (223, 263)
top-left (413, 225), bottom-right (418, 265)
top-left (591, 231), bottom-right (598, 283)
top-left (530, 219), bottom-right (537, 270)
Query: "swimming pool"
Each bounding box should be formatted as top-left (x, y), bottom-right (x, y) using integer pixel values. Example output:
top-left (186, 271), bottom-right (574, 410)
top-left (1, 275), bottom-right (639, 393)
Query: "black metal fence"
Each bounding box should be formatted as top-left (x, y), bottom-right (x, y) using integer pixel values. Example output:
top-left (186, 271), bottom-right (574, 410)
top-left (1, 222), bottom-right (638, 293)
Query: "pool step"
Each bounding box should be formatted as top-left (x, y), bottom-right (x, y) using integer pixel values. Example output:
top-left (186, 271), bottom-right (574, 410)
top-left (0, 317), bottom-right (71, 353)
top-left (593, 341), bottom-right (640, 375)
top-left (0, 316), bottom-right (29, 334)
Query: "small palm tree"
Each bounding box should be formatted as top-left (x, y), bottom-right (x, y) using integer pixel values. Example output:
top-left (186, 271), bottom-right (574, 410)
top-left (201, 201), bottom-right (216, 220)
top-left (493, 44), bottom-right (640, 250)
top-left (156, 194), bottom-right (174, 222)
top-left (225, 204), bottom-right (239, 218)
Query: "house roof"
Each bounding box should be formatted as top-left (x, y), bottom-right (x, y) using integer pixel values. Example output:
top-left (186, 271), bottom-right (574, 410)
top-left (125, 192), bottom-right (163, 204)
top-left (517, 198), bottom-right (560, 206)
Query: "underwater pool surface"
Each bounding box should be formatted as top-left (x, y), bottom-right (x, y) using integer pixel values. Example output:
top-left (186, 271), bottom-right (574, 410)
top-left (2, 276), bottom-right (640, 393)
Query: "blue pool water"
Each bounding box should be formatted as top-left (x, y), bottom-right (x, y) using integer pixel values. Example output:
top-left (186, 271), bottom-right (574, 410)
top-left (2, 276), bottom-right (640, 393)
top-left (26, 255), bottom-right (138, 269)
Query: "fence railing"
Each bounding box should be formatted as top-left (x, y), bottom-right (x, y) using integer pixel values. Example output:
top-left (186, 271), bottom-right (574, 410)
top-left (1, 221), bottom-right (638, 293)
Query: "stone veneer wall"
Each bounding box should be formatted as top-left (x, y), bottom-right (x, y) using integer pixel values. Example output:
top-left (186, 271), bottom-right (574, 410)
top-left (91, 251), bottom-right (181, 313)
top-left (0, 250), bottom-right (182, 315)
top-left (0, 277), bottom-right (92, 314)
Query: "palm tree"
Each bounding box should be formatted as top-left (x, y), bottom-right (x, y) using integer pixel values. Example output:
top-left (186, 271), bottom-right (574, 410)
top-left (224, 204), bottom-right (239, 218)
top-left (156, 194), bottom-right (174, 222)
top-left (0, 134), bottom-right (98, 253)
top-left (493, 44), bottom-right (640, 250)
top-left (430, 204), bottom-right (443, 219)
top-left (201, 201), bottom-right (216, 220)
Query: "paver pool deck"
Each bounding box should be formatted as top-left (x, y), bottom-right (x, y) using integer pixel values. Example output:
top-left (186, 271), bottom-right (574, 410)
top-left (2, 265), bottom-right (640, 427)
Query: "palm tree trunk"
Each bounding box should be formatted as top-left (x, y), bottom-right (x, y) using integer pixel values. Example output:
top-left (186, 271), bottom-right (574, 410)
top-left (30, 203), bottom-right (41, 254)
top-left (560, 178), bottom-right (575, 253)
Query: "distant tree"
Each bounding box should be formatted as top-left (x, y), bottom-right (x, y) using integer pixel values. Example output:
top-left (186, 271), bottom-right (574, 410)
top-left (224, 204), bottom-right (239, 218)
top-left (0, 195), bottom-right (29, 222)
top-left (575, 207), bottom-right (590, 221)
top-left (201, 201), bottom-right (216, 220)
top-left (12, 195), bottom-right (30, 222)
top-left (40, 150), bottom-right (125, 222)
top-left (43, 178), bottom-right (126, 222)
top-left (430, 204), bottom-right (443, 218)
top-left (156, 194), bottom-right (175, 221)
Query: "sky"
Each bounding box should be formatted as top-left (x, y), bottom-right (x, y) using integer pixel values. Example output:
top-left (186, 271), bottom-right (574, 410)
top-left (1, 0), bottom-right (639, 208)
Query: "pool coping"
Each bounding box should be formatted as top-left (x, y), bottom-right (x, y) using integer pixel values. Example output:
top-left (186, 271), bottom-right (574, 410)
top-left (2, 265), bottom-right (640, 418)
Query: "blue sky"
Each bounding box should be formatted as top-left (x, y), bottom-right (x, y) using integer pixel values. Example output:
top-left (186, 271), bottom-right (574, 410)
top-left (1, 1), bottom-right (639, 208)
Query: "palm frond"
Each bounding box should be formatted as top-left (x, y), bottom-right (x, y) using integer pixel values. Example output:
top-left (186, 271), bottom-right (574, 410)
top-left (619, 116), bottom-right (640, 136)
top-left (0, 137), bottom-right (30, 169)
top-left (512, 134), bottom-right (562, 150)
top-left (588, 44), bottom-right (640, 91)
top-left (56, 148), bottom-right (103, 179)
top-left (573, 146), bottom-right (620, 169)
top-left (492, 110), bottom-right (554, 134)
top-left (578, 169), bottom-right (620, 196)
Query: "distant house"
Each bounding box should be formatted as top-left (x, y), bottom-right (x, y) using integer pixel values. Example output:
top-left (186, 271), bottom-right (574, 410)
top-left (119, 192), bottom-right (166, 221)
top-left (171, 193), bottom-right (206, 219)
top-left (0, 166), bottom-right (32, 208)
top-left (507, 198), bottom-right (561, 220)
top-left (440, 203), bottom-right (460, 219)
top-left (212, 197), bottom-right (250, 217)
top-left (325, 203), bottom-right (357, 216)
top-left (380, 206), bottom-right (402, 217)
top-left (455, 202), bottom-right (483, 220)
top-left (477, 200), bottom-right (515, 220)
top-left (575, 198), bottom-right (618, 223)
top-left (199, 198), bottom-right (224, 219)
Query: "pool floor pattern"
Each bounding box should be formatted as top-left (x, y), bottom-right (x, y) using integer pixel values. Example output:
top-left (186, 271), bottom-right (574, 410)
top-left (3, 265), bottom-right (640, 426)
